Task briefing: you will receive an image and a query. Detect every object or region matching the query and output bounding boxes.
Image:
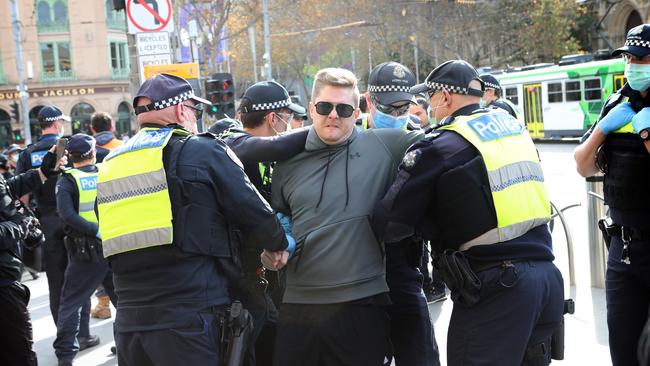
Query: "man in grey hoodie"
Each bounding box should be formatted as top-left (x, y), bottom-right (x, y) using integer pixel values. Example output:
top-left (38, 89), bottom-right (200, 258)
top-left (262, 68), bottom-right (421, 366)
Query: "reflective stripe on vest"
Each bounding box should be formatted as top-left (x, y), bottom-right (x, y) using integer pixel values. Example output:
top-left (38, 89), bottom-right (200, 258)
top-left (66, 168), bottom-right (99, 223)
top-left (438, 111), bottom-right (551, 246)
top-left (97, 127), bottom-right (191, 257)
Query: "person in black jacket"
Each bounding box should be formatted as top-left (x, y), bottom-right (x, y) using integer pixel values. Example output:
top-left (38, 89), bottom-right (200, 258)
top-left (0, 146), bottom-right (65, 366)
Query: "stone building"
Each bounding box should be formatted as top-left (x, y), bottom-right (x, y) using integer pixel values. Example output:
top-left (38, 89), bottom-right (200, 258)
top-left (0, 0), bottom-right (132, 147)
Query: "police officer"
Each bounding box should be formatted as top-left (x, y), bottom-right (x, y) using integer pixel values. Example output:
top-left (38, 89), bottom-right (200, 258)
top-left (15, 106), bottom-right (94, 345)
top-left (479, 74), bottom-right (521, 121)
top-left (222, 81), bottom-right (307, 366)
top-left (54, 134), bottom-right (117, 366)
top-left (574, 24), bottom-right (650, 366)
top-left (0, 146), bottom-right (64, 366)
top-left (373, 60), bottom-right (564, 365)
top-left (364, 61), bottom-right (439, 366)
top-left (96, 73), bottom-right (288, 365)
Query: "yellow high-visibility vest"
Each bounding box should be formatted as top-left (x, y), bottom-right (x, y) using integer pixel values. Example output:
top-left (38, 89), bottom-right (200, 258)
top-left (97, 127), bottom-right (192, 258)
top-left (66, 167), bottom-right (99, 224)
top-left (438, 111), bottom-right (551, 244)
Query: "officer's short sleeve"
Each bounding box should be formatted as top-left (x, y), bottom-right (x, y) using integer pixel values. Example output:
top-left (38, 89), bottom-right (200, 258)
top-left (15, 150), bottom-right (30, 175)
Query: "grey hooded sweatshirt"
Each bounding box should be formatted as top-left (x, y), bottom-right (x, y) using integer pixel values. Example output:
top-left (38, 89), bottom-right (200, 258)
top-left (271, 126), bottom-right (421, 304)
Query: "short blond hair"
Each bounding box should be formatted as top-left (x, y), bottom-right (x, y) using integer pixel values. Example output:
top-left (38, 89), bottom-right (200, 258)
top-left (311, 68), bottom-right (360, 107)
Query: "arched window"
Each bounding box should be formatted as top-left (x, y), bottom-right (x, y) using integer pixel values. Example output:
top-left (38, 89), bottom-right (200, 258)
top-left (53, 1), bottom-right (68, 22)
top-left (71, 103), bottom-right (95, 134)
top-left (117, 102), bottom-right (131, 136)
top-left (37, 1), bottom-right (51, 26)
top-left (29, 106), bottom-right (45, 140)
top-left (0, 109), bottom-right (12, 147)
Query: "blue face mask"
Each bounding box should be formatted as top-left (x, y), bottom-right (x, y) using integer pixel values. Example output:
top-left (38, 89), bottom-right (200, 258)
top-left (625, 63), bottom-right (650, 91)
top-left (372, 110), bottom-right (409, 129)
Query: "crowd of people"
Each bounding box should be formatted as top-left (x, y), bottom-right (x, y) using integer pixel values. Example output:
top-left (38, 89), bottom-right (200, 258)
top-left (1, 24), bottom-right (650, 366)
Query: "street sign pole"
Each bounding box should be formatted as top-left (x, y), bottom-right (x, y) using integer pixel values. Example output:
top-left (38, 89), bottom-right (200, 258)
top-left (10, 0), bottom-right (32, 144)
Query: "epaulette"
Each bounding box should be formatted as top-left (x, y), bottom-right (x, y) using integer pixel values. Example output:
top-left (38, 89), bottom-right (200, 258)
top-left (422, 130), bottom-right (443, 143)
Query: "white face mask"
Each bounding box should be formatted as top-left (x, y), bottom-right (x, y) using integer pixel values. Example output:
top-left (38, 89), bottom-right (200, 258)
top-left (271, 112), bottom-right (292, 135)
top-left (10, 154), bottom-right (18, 163)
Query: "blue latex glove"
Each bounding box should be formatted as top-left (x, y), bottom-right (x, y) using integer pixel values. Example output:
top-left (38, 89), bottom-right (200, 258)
top-left (276, 213), bottom-right (295, 257)
top-left (597, 102), bottom-right (636, 134)
top-left (632, 107), bottom-right (650, 133)
top-left (96, 228), bottom-right (101, 240)
top-left (285, 234), bottom-right (296, 258)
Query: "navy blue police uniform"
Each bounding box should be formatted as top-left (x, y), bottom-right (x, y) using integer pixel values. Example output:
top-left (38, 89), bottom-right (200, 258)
top-left (15, 107), bottom-right (92, 335)
top-left (106, 74), bottom-right (288, 366)
top-left (580, 25), bottom-right (650, 365)
top-left (373, 60), bottom-right (564, 366)
top-left (366, 61), bottom-right (440, 366)
top-left (221, 80), bottom-right (308, 366)
top-left (53, 134), bottom-right (117, 364)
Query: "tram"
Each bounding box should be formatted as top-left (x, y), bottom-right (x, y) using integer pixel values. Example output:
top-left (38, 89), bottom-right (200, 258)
top-left (493, 57), bottom-right (625, 138)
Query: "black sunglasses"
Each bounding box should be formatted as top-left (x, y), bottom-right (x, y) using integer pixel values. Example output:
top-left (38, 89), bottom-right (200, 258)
top-left (314, 102), bottom-right (355, 118)
top-left (184, 104), bottom-right (203, 119)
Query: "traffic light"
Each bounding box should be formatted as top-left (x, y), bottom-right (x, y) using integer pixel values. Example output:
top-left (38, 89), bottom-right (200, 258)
top-left (13, 129), bottom-right (22, 143)
top-left (204, 73), bottom-right (235, 118)
top-left (10, 102), bottom-right (19, 123)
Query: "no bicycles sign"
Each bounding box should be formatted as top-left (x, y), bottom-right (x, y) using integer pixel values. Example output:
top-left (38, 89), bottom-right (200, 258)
top-left (126, 0), bottom-right (175, 34)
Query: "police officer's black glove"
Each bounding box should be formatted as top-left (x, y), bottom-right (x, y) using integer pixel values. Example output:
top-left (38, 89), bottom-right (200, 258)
top-left (40, 151), bottom-right (60, 178)
top-left (20, 216), bottom-right (45, 249)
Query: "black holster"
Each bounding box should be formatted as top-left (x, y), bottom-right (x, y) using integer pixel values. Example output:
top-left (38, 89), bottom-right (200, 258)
top-left (220, 301), bottom-right (253, 366)
top-left (435, 249), bottom-right (481, 307)
top-left (597, 216), bottom-right (615, 250)
top-left (64, 232), bottom-right (102, 263)
top-left (551, 299), bottom-right (574, 361)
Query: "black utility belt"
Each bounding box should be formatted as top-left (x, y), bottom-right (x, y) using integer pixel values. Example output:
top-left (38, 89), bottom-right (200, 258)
top-left (469, 259), bottom-right (523, 274)
top-left (64, 235), bottom-right (103, 262)
top-left (600, 221), bottom-right (650, 241)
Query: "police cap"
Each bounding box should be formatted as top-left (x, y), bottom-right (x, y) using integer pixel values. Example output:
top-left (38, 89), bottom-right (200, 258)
top-left (612, 24), bottom-right (650, 58)
top-left (368, 62), bottom-right (416, 106)
top-left (479, 74), bottom-right (501, 91)
top-left (133, 73), bottom-right (211, 115)
top-left (38, 105), bottom-right (71, 122)
top-left (239, 81), bottom-right (305, 115)
top-left (67, 133), bottom-right (96, 158)
top-left (3, 144), bottom-right (22, 156)
top-left (208, 117), bottom-right (242, 135)
top-left (411, 60), bottom-right (484, 97)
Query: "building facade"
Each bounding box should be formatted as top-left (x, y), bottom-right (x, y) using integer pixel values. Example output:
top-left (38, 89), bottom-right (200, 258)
top-left (0, 0), bottom-right (132, 147)
top-left (595, 0), bottom-right (650, 51)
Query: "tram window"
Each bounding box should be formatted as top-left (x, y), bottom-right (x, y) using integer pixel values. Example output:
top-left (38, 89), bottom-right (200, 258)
top-left (548, 82), bottom-right (563, 103)
top-left (505, 87), bottom-right (518, 105)
top-left (584, 79), bottom-right (602, 101)
top-left (565, 81), bottom-right (581, 102)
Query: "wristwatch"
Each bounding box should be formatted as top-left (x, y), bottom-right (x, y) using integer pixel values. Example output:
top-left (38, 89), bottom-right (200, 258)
top-left (640, 128), bottom-right (650, 141)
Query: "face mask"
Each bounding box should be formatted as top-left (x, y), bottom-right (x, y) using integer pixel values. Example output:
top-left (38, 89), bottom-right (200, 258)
top-left (430, 94), bottom-right (447, 125)
top-left (479, 99), bottom-right (486, 108)
top-left (10, 154), bottom-right (18, 163)
top-left (372, 110), bottom-right (409, 129)
top-left (625, 63), bottom-right (650, 91)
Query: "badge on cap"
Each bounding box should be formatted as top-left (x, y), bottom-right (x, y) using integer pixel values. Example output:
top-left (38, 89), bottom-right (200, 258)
top-left (393, 65), bottom-right (406, 79)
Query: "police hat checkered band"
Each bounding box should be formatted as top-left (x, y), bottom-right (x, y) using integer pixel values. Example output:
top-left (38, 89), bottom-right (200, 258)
top-left (368, 85), bottom-right (412, 93)
top-left (251, 97), bottom-right (292, 111)
top-left (153, 91), bottom-right (193, 110)
top-left (484, 81), bottom-right (501, 90)
top-left (44, 115), bottom-right (65, 122)
top-left (426, 81), bottom-right (468, 95)
top-left (625, 39), bottom-right (650, 49)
